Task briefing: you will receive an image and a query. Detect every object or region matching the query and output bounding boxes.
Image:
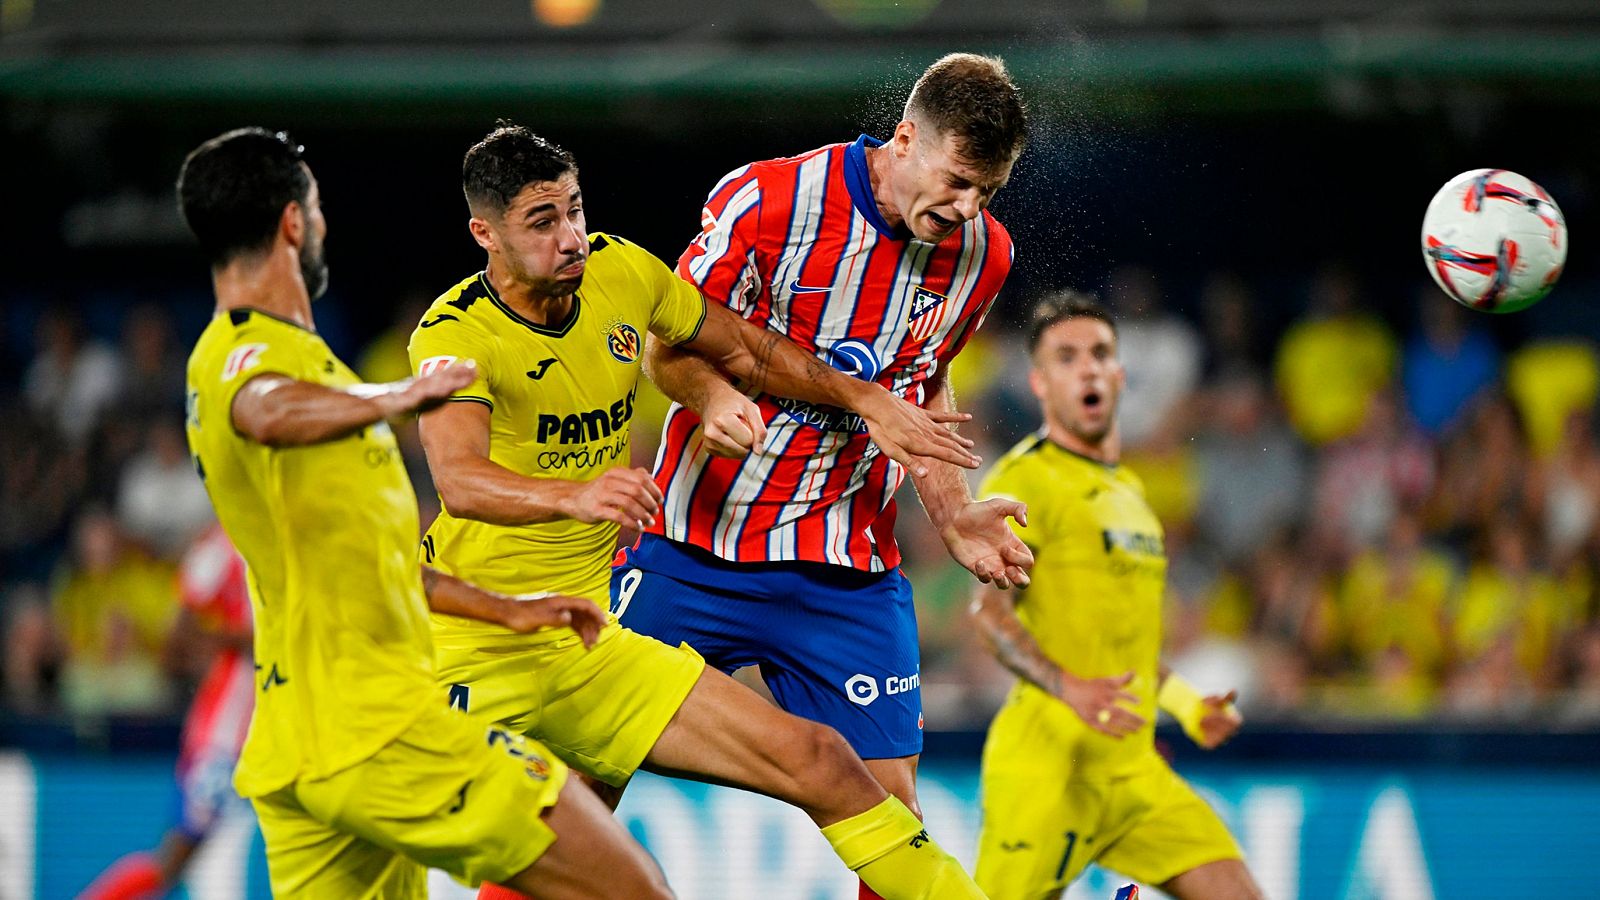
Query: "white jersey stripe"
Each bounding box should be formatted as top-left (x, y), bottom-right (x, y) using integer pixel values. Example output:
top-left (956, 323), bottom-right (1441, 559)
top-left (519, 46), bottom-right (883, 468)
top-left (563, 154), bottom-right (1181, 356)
top-left (689, 180), bottom-right (761, 289)
top-left (712, 416), bottom-right (813, 557)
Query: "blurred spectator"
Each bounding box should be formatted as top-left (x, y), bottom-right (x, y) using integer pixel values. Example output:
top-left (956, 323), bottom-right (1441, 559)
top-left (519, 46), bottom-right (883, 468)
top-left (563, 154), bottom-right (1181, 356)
top-left (1553, 626), bottom-right (1600, 726)
top-left (1199, 271), bottom-right (1266, 377)
top-left (1104, 266), bottom-right (1202, 448)
top-left (48, 510), bottom-right (179, 716)
top-left (1505, 338), bottom-right (1600, 459)
top-left (1403, 288), bottom-right (1501, 437)
top-left (1249, 638), bottom-right (1313, 720)
top-left (356, 293), bottom-right (432, 386)
top-left (1337, 512), bottom-right (1454, 681)
top-left (116, 419), bottom-right (215, 558)
top-left (0, 403), bottom-right (87, 581)
top-left (1526, 410), bottom-right (1600, 568)
top-left (23, 307), bottom-right (123, 444)
top-left (1274, 265), bottom-right (1398, 446)
top-left (1453, 516), bottom-right (1580, 691)
top-left (1309, 390), bottom-right (1434, 557)
top-left (3, 582), bottom-right (61, 712)
top-left (118, 304), bottom-right (188, 422)
top-left (1426, 392), bottom-right (1528, 544)
top-left (1191, 368), bottom-right (1307, 564)
top-left (1444, 634), bottom-right (1537, 722)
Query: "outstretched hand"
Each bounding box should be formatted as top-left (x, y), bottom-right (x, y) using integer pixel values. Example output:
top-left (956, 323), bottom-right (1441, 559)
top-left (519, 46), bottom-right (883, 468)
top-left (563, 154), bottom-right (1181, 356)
top-left (395, 360), bottom-right (478, 415)
top-left (858, 390), bottom-right (980, 478)
top-left (1194, 690), bottom-right (1243, 749)
top-left (941, 497), bottom-right (1034, 588)
top-left (499, 593), bottom-right (607, 648)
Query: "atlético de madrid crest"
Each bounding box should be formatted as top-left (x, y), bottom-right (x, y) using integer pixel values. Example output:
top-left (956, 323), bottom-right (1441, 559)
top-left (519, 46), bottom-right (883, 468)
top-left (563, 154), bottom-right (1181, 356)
top-left (907, 286), bottom-right (947, 341)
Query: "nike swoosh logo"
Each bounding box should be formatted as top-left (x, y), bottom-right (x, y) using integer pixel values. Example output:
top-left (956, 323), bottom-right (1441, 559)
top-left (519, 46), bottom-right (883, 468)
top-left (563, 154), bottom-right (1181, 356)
top-left (788, 281), bottom-right (832, 294)
top-left (419, 314), bottom-right (459, 328)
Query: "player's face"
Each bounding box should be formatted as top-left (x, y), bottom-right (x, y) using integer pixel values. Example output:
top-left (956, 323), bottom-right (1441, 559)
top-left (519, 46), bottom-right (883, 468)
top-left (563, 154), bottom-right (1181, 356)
top-left (298, 172), bottom-right (329, 301)
top-left (892, 124), bottom-right (1013, 243)
top-left (481, 171), bottom-right (588, 297)
top-left (1030, 317), bottom-right (1124, 447)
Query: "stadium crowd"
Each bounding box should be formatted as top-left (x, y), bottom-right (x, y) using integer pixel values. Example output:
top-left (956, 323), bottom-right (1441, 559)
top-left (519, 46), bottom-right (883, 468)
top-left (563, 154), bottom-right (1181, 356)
top-left (4, 262), bottom-right (1600, 732)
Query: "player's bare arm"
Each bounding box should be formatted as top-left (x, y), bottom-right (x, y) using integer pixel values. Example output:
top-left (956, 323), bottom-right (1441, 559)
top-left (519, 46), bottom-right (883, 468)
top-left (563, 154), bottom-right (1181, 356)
top-left (650, 301), bottom-right (981, 476)
top-left (420, 566), bottom-right (604, 646)
top-left (971, 582), bottom-right (1146, 738)
top-left (643, 331), bottom-right (767, 460)
top-left (229, 362), bottom-right (476, 448)
top-left (1157, 663), bottom-right (1242, 749)
top-left (909, 371), bottom-right (1034, 587)
top-left (418, 399), bottom-right (663, 529)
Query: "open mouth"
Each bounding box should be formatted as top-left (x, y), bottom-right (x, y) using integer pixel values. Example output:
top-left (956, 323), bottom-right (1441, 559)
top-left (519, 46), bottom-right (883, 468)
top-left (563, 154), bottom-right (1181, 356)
top-left (1082, 391), bottom-right (1103, 409)
top-left (927, 211), bottom-right (955, 232)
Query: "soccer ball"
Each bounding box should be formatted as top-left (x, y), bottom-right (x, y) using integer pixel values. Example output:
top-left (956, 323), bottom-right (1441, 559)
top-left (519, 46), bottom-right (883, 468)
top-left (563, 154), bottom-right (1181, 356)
top-left (1421, 169), bottom-right (1567, 313)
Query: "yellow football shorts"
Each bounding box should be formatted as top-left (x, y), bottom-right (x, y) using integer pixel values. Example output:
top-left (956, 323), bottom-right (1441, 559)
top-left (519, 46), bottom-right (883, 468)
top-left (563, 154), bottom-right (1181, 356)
top-left (434, 620), bottom-right (706, 787)
top-left (976, 704), bottom-right (1241, 898)
top-left (252, 699), bottom-right (569, 898)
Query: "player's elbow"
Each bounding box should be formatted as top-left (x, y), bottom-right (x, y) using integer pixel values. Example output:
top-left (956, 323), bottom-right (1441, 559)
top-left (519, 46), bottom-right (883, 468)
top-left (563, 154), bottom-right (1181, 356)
top-left (434, 477), bottom-right (485, 522)
top-left (239, 408), bottom-right (299, 448)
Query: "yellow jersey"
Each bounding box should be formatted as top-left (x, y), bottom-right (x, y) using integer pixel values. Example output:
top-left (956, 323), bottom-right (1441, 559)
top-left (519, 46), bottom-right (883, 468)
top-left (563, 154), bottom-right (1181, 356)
top-left (185, 308), bottom-right (437, 797)
top-left (409, 233), bottom-right (706, 646)
top-left (978, 434), bottom-right (1168, 776)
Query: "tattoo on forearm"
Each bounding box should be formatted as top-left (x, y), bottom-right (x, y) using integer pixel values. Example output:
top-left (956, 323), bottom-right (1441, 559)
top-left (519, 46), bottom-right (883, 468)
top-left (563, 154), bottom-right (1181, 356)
top-left (749, 332), bottom-right (779, 393)
top-left (988, 611), bottom-right (1063, 696)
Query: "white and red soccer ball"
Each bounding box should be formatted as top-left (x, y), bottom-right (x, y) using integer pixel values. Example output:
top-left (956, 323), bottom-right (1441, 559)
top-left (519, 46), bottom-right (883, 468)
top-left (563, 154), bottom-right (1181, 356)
top-left (1421, 169), bottom-right (1567, 314)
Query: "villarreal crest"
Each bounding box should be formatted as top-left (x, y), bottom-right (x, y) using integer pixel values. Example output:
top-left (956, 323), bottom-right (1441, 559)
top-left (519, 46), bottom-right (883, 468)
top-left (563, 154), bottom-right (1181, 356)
top-left (607, 322), bottom-right (641, 363)
top-left (907, 286), bottom-right (947, 341)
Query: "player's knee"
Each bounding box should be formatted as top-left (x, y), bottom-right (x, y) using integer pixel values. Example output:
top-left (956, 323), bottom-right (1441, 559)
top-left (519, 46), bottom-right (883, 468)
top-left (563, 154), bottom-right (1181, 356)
top-left (786, 719), bottom-right (873, 796)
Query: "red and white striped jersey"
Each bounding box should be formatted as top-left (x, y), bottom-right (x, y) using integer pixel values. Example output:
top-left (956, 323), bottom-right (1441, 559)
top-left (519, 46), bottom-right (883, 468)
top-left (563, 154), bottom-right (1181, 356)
top-left (176, 525), bottom-right (253, 770)
top-left (648, 135), bottom-right (1013, 571)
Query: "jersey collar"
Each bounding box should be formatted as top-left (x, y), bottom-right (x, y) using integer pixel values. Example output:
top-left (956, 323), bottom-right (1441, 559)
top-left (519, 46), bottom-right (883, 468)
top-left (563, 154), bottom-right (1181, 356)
top-left (478, 272), bottom-right (581, 338)
top-left (844, 134), bottom-right (910, 242)
top-left (1034, 430), bottom-right (1120, 470)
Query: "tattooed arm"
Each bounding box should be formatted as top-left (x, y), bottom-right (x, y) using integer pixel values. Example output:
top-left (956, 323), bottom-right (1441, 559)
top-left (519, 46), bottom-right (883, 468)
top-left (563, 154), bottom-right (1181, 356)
top-left (650, 302), bottom-right (978, 475)
top-left (970, 581), bottom-right (1146, 739)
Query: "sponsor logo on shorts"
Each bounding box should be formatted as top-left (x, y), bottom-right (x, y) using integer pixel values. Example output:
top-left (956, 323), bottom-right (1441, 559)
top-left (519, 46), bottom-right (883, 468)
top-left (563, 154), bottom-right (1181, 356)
top-left (845, 671), bottom-right (920, 706)
top-left (845, 674), bottom-right (879, 706)
top-left (487, 727), bottom-right (553, 782)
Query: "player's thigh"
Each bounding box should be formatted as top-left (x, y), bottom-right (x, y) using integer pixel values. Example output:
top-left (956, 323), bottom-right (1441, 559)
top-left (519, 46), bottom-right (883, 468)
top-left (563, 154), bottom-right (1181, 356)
top-left (1096, 763), bottom-right (1243, 888)
top-left (296, 702), bottom-right (572, 890)
top-left (975, 768), bottom-right (1104, 900)
top-left (252, 787), bottom-right (427, 899)
top-left (760, 568), bottom-right (924, 762)
top-left (502, 775), bottom-right (672, 900)
top-left (531, 622), bottom-right (707, 787)
top-left (643, 663), bottom-right (883, 822)
top-left (432, 637), bottom-right (548, 736)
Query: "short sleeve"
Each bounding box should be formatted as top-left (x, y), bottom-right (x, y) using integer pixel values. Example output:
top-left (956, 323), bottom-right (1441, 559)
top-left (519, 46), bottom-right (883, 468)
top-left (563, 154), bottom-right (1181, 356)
top-left (676, 164), bottom-right (764, 316)
top-left (634, 245), bottom-right (708, 347)
top-left (206, 323), bottom-right (311, 426)
top-left (407, 316), bottom-right (495, 410)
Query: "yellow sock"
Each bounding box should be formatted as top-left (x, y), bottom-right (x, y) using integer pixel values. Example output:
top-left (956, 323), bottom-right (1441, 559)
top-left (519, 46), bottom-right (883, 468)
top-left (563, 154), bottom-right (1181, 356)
top-left (820, 797), bottom-right (987, 900)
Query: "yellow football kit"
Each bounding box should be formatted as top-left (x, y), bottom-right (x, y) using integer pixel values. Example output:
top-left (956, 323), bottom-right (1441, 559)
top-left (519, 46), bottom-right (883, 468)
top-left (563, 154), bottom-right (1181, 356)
top-left (409, 232), bottom-right (708, 786)
top-left (974, 435), bottom-right (1241, 897)
top-left (186, 308), bottom-right (568, 895)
